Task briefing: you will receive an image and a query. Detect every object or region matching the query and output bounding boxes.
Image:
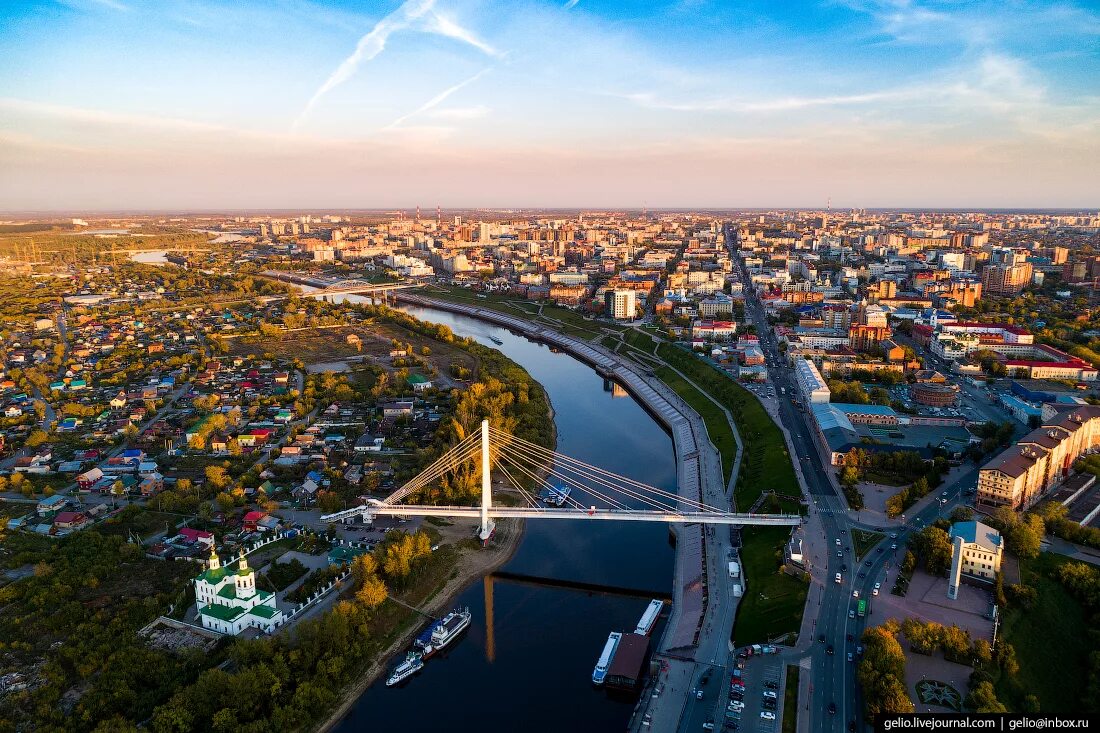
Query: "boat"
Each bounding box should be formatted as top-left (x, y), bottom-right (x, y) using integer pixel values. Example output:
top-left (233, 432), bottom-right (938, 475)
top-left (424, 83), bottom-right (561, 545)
top-left (421, 608), bottom-right (472, 658)
top-left (541, 485), bottom-right (571, 507)
top-left (592, 631), bottom-right (622, 685)
top-left (488, 335), bottom-right (504, 345)
top-left (413, 620), bottom-right (443, 658)
top-left (385, 651), bottom-right (424, 686)
top-left (634, 599), bottom-right (663, 636)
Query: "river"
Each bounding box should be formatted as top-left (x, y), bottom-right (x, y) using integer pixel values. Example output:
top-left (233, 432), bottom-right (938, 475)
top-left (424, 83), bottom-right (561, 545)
top-left (330, 301), bottom-right (678, 732)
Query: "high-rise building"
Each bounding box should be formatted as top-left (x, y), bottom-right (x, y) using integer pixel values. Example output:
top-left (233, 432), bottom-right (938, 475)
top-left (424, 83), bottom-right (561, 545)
top-left (605, 289), bottom-right (637, 320)
top-left (980, 261), bottom-right (1032, 296)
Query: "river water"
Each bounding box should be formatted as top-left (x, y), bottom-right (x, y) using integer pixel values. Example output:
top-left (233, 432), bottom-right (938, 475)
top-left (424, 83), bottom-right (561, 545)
top-left (330, 302), bottom-right (677, 732)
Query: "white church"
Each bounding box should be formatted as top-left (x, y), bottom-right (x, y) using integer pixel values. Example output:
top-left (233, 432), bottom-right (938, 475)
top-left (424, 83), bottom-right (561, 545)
top-left (194, 545), bottom-right (285, 635)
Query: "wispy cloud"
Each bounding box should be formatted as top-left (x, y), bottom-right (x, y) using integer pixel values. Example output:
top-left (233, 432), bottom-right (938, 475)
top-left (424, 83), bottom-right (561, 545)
top-left (563, 0), bottom-right (580, 9)
top-left (295, 0), bottom-right (501, 129)
top-left (422, 12), bottom-right (501, 58)
top-left (428, 105), bottom-right (490, 120)
top-left (57, 0), bottom-right (128, 11)
top-left (386, 69), bottom-right (491, 128)
top-left (295, 0), bottom-right (436, 128)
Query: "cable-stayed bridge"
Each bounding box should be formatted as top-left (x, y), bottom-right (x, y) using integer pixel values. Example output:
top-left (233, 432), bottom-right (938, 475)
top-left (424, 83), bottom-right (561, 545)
top-left (321, 420), bottom-right (801, 539)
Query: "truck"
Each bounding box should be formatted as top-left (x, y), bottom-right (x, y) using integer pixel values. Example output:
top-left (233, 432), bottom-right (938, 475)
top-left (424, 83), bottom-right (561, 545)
top-left (857, 599), bottom-right (867, 618)
top-left (780, 387), bottom-right (786, 395)
top-left (728, 561), bottom-right (740, 579)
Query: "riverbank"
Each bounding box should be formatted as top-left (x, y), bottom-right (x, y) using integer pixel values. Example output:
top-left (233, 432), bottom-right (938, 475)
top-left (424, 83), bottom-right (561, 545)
top-left (316, 515), bottom-right (526, 733)
top-left (316, 354), bottom-right (557, 733)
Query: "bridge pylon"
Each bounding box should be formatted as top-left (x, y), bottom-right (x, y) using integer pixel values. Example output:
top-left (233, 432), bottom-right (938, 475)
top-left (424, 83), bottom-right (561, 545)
top-left (478, 419), bottom-right (496, 542)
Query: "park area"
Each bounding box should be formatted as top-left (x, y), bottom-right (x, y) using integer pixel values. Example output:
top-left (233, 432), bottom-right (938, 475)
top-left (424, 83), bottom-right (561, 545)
top-left (733, 526), bottom-right (809, 645)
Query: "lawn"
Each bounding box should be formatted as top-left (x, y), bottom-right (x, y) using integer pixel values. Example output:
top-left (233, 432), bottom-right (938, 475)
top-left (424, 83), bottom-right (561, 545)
top-left (995, 553), bottom-right (1091, 712)
top-left (96, 507), bottom-right (186, 539)
top-left (851, 529), bottom-right (885, 560)
top-left (657, 343), bottom-right (800, 508)
top-left (655, 366), bottom-right (736, 484)
top-left (624, 328), bottom-right (659, 354)
top-left (732, 526), bottom-right (809, 646)
top-left (425, 285), bottom-right (626, 334)
top-left (782, 665), bottom-right (800, 733)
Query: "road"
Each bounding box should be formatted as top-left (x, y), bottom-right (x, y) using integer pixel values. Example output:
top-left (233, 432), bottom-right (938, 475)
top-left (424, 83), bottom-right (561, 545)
top-left (728, 223), bottom-right (989, 733)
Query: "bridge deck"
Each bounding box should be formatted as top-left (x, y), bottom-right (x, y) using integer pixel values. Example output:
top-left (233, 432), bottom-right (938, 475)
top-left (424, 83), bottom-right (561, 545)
top-left (321, 504), bottom-right (800, 526)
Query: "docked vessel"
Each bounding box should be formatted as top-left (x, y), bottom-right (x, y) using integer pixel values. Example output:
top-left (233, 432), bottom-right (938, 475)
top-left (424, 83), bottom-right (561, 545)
top-left (413, 620), bottom-right (443, 659)
top-left (421, 608), bottom-right (472, 658)
top-left (634, 599), bottom-right (663, 636)
top-left (592, 631), bottom-right (622, 685)
top-left (386, 651), bottom-right (424, 686)
top-left (489, 335), bottom-right (504, 345)
top-left (541, 485), bottom-right (571, 507)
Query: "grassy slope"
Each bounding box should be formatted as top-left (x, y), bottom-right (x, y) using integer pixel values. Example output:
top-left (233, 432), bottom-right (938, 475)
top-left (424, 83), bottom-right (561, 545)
top-left (733, 526), bottom-right (810, 645)
top-left (996, 553), bottom-right (1089, 712)
top-left (655, 366), bottom-right (736, 484)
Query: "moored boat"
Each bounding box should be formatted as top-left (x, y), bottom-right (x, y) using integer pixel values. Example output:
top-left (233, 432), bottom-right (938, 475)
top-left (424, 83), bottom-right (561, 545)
top-left (592, 631), bottom-right (622, 685)
top-left (386, 651), bottom-right (424, 687)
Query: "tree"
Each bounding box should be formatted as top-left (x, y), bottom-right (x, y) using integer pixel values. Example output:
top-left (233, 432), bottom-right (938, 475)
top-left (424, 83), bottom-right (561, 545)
top-left (204, 465), bottom-right (230, 491)
top-left (215, 492), bottom-right (235, 513)
top-left (869, 387), bottom-right (892, 406)
top-left (355, 575), bottom-right (387, 609)
top-left (966, 681), bottom-right (1007, 712)
top-left (317, 491), bottom-right (343, 515)
top-left (25, 429), bottom-right (48, 448)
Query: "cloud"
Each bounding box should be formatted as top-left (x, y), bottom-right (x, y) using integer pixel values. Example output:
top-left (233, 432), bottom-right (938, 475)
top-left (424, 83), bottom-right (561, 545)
top-left (563, 0), bottom-right (580, 9)
top-left (295, 0), bottom-right (501, 129)
top-left (422, 12), bottom-right (501, 58)
top-left (386, 69), bottom-right (491, 128)
top-left (428, 105), bottom-right (490, 120)
top-left (57, 0), bottom-right (128, 11)
top-left (295, 0), bottom-right (437, 128)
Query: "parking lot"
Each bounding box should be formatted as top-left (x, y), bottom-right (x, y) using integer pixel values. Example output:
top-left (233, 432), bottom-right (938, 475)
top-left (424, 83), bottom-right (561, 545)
top-left (718, 651), bottom-right (784, 732)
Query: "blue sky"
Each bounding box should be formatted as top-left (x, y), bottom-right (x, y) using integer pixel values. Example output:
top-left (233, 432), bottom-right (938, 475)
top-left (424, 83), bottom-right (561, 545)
top-left (0, 0), bottom-right (1097, 210)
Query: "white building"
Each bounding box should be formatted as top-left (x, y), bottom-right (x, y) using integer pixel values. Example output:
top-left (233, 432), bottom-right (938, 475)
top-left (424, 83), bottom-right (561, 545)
top-left (947, 521), bottom-right (1003, 600)
top-left (795, 358), bottom-right (831, 404)
top-left (195, 546), bottom-right (285, 635)
top-left (605, 289), bottom-right (637, 320)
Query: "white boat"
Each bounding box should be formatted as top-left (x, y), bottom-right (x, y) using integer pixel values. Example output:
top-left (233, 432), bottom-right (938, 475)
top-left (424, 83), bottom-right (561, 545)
top-left (421, 608), bottom-right (472, 657)
top-left (386, 651), bottom-right (424, 686)
top-left (634, 599), bottom-right (663, 636)
top-left (592, 631), bottom-right (622, 685)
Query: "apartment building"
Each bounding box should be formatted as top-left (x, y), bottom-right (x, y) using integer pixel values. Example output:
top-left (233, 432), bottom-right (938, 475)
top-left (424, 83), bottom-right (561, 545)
top-left (977, 405), bottom-right (1100, 511)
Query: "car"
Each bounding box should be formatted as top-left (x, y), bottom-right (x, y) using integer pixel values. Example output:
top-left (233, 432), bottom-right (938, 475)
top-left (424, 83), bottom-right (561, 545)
top-left (846, 633), bottom-right (853, 642)
top-left (864, 560), bottom-right (872, 567)
top-left (836, 538), bottom-right (841, 546)
top-left (828, 702), bottom-right (837, 715)
top-left (847, 651), bottom-right (854, 662)
top-left (889, 533), bottom-right (897, 539)
top-left (856, 645), bottom-right (863, 656)
top-left (890, 543), bottom-right (898, 550)
top-left (837, 550), bottom-right (843, 557)
top-left (704, 722), bottom-right (716, 730)
top-left (695, 689), bottom-right (704, 700)
top-left (818, 634), bottom-right (826, 643)
top-left (848, 721), bottom-right (857, 732)
top-left (826, 645), bottom-right (834, 655)
top-left (857, 571), bottom-right (866, 579)
top-left (762, 700), bottom-right (777, 710)
top-left (841, 563), bottom-right (848, 571)
top-left (763, 690), bottom-right (778, 700)
top-left (874, 581), bottom-right (881, 591)
top-left (876, 547), bottom-right (883, 553)
top-left (941, 491), bottom-right (948, 498)
top-left (760, 712), bottom-right (776, 721)
top-left (728, 702), bottom-right (744, 712)
top-left (852, 589), bottom-right (859, 598)
top-left (848, 609), bottom-right (855, 619)
top-left (764, 681), bottom-right (778, 690)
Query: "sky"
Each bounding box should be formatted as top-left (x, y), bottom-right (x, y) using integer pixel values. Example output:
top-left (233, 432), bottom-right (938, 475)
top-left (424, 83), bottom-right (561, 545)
top-left (0, 0), bottom-right (1098, 210)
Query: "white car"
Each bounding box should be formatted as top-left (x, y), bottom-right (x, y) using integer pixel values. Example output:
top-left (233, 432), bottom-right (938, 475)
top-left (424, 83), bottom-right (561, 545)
top-left (835, 538), bottom-right (841, 546)
top-left (761, 712), bottom-right (777, 721)
top-left (852, 589), bottom-right (859, 598)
